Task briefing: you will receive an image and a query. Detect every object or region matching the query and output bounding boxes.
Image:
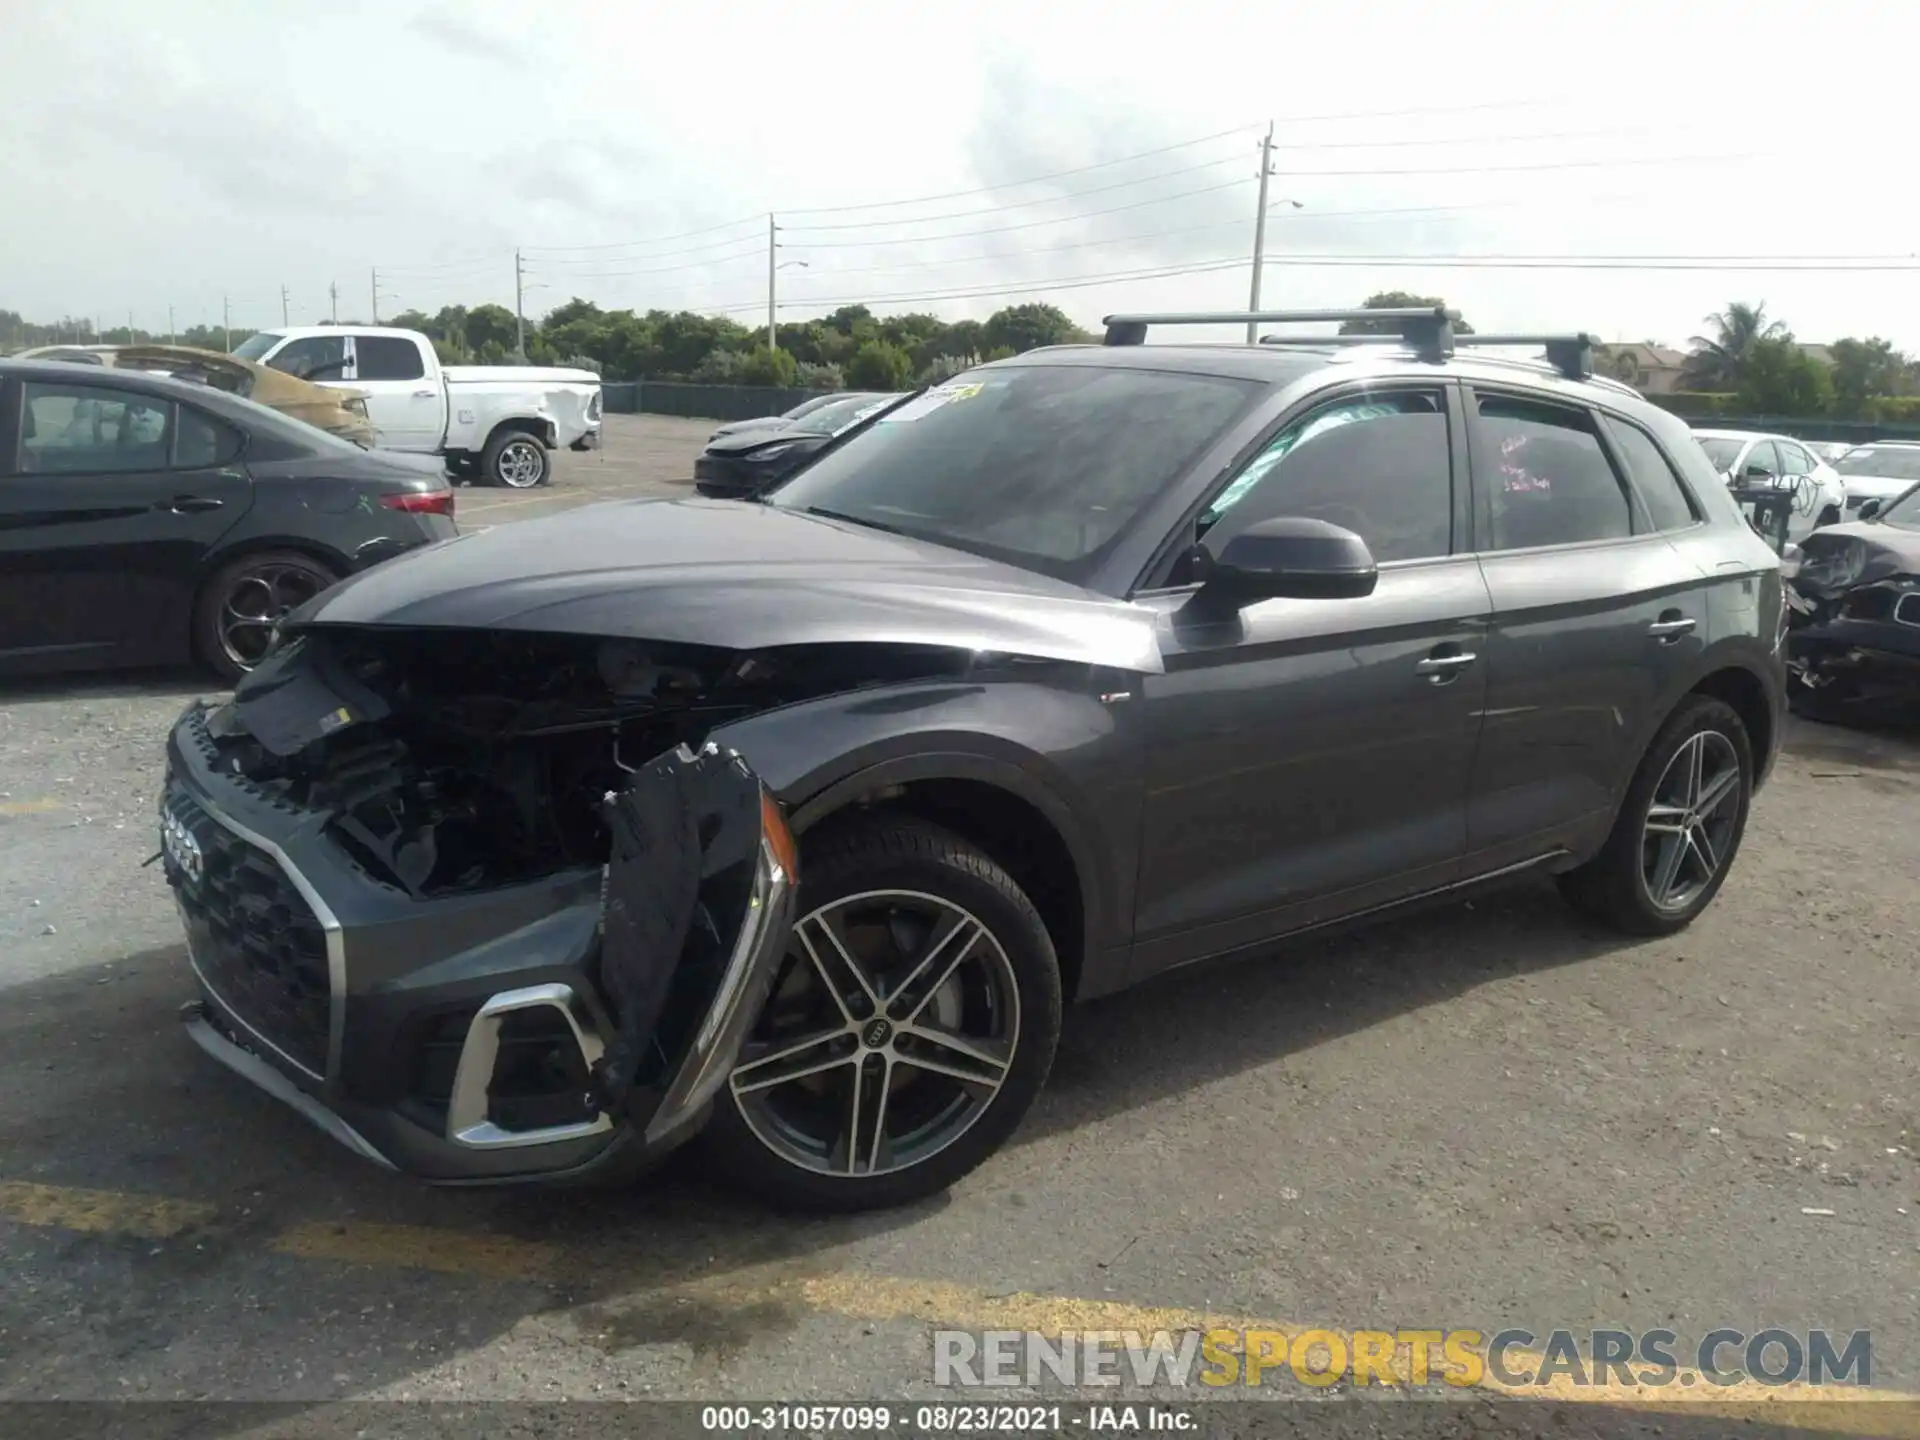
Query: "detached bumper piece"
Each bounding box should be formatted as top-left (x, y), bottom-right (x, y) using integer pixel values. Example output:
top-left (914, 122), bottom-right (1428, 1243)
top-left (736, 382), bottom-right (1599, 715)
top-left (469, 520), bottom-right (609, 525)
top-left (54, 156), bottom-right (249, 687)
top-left (166, 722), bottom-right (796, 1185)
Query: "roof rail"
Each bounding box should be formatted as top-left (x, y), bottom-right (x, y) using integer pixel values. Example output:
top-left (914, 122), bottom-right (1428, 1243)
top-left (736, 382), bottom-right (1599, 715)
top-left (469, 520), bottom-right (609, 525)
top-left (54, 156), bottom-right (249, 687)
top-left (1451, 333), bottom-right (1598, 381)
top-left (1101, 307), bottom-right (1458, 360)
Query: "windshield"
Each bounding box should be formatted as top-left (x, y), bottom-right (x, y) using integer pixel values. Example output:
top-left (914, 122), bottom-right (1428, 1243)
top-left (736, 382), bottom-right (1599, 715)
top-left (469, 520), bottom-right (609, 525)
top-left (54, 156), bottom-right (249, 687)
top-left (1694, 436), bottom-right (1746, 471)
top-left (1836, 446), bottom-right (1920, 481)
top-left (230, 332), bottom-right (283, 361)
top-left (781, 393), bottom-right (840, 421)
top-left (787, 393), bottom-right (893, 435)
top-left (1877, 484), bottom-right (1920, 527)
top-left (768, 364), bottom-right (1262, 581)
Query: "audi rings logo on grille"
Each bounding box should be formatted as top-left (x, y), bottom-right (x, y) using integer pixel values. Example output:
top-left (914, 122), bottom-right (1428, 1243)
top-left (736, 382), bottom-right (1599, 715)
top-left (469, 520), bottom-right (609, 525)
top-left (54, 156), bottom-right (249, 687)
top-left (161, 809), bottom-right (205, 886)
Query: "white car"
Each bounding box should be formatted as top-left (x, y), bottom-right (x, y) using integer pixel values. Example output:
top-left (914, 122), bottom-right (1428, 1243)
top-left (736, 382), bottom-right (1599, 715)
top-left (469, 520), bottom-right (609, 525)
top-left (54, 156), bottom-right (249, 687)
top-left (1806, 439), bottom-right (1854, 466)
top-left (1828, 440), bottom-right (1920, 516)
top-left (232, 326), bottom-right (602, 488)
top-left (1690, 428), bottom-right (1848, 540)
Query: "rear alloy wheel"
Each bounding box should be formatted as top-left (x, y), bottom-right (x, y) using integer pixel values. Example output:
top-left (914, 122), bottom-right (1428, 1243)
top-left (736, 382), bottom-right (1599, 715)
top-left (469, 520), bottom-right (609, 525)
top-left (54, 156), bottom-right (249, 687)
top-left (193, 550), bottom-right (338, 682)
top-left (1556, 695), bottom-right (1753, 935)
top-left (702, 817), bottom-right (1061, 1211)
top-left (483, 430), bottom-right (550, 489)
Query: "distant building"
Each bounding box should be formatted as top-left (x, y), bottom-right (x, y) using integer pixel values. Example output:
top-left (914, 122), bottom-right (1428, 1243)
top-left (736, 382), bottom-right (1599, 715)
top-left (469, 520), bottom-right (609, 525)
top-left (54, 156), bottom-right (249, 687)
top-left (1593, 342), bottom-right (1689, 394)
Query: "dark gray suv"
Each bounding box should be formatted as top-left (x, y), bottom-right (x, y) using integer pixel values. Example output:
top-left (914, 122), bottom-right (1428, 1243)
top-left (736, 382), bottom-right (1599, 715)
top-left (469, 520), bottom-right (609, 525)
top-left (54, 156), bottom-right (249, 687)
top-left (159, 309), bottom-right (1785, 1211)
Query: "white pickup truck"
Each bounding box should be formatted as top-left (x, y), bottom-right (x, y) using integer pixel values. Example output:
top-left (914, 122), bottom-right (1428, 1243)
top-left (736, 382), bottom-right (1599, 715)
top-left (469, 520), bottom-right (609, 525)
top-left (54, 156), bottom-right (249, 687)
top-left (231, 326), bottom-right (602, 488)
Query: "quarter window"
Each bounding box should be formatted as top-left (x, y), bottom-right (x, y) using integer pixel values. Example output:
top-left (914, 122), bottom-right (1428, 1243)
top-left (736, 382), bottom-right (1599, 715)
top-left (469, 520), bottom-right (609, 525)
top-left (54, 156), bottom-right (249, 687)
top-left (174, 406), bottom-right (243, 468)
top-left (1200, 389), bottom-right (1454, 563)
top-left (354, 335), bottom-right (426, 381)
top-left (1739, 439), bottom-right (1780, 479)
top-left (1775, 441), bottom-right (1814, 476)
top-left (17, 382), bottom-right (172, 475)
top-left (1473, 395), bottom-right (1634, 549)
top-left (1601, 416), bottom-right (1699, 532)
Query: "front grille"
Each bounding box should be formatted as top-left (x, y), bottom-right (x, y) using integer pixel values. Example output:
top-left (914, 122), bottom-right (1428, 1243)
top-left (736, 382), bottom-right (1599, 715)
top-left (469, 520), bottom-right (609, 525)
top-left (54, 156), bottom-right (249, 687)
top-left (1896, 593), bottom-right (1920, 629)
top-left (166, 790), bottom-right (331, 1076)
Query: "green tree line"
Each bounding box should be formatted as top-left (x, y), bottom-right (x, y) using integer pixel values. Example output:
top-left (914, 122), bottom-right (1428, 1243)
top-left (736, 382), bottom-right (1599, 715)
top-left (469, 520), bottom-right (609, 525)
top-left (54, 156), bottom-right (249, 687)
top-left (9, 291), bottom-right (1916, 420)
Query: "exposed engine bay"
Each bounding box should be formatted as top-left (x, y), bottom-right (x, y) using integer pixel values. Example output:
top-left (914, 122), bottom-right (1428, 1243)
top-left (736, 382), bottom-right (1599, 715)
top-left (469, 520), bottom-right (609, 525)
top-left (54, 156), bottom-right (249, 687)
top-left (206, 625), bottom-right (971, 897)
top-left (1784, 527), bottom-right (1920, 701)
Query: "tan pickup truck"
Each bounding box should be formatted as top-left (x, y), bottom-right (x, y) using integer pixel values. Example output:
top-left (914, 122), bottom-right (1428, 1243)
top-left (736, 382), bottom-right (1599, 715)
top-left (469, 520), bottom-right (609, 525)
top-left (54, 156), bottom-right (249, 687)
top-left (14, 343), bottom-right (376, 446)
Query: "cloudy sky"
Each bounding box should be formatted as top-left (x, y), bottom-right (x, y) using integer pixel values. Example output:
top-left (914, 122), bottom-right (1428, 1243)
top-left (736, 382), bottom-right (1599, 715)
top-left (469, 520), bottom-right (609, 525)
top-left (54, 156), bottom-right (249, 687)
top-left (5, 0), bottom-right (1916, 350)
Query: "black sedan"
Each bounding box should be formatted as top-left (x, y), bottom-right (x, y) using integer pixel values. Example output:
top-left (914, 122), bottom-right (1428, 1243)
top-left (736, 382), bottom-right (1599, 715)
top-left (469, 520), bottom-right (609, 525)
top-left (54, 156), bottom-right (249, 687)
top-left (1785, 481), bottom-right (1920, 710)
top-left (707, 391), bottom-right (844, 443)
top-left (0, 359), bottom-right (456, 682)
top-left (693, 391), bottom-right (902, 498)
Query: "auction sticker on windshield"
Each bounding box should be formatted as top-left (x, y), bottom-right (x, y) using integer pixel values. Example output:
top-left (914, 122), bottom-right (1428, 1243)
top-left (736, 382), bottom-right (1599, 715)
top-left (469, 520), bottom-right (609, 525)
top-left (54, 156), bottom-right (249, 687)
top-left (880, 381), bottom-right (986, 423)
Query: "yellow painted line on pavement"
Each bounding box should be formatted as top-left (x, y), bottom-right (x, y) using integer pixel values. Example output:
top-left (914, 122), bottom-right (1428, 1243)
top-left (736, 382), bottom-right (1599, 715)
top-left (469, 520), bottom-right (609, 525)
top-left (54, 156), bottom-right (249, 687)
top-left (271, 1219), bottom-right (559, 1282)
top-left (3, 1180), bottom-right (1917, 1431)
top-left (0, 798), bottom-right (62, 816)
top-left (0, 1180), bottom-right (215, 1238)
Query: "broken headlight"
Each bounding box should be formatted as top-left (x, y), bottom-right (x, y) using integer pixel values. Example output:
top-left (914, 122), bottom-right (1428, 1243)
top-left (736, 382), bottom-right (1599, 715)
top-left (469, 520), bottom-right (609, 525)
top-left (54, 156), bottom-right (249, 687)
top-left (1795, 538), bottom-right (1868, 595)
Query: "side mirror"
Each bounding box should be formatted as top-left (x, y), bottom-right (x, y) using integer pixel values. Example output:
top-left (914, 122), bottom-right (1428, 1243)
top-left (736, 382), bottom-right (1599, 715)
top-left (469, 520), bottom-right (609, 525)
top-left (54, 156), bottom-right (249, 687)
top-left (1193, 516), bottom-right (1378, 602)
top-left (1857, 498), bottom-right (1882, 520)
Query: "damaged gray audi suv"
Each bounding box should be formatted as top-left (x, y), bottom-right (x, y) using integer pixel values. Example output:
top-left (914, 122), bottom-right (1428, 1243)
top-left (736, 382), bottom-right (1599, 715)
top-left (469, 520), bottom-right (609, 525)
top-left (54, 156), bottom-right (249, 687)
top-left (160, 309), bottom-right (1786, 1211)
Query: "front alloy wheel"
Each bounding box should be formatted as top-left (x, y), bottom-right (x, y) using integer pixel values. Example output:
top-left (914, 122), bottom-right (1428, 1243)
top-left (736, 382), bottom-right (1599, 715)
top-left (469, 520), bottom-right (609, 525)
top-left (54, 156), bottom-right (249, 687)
top-left (703, 817), bottom-right (1061, 1211)
top-left (729, 890), bottom-right (1020, 1179)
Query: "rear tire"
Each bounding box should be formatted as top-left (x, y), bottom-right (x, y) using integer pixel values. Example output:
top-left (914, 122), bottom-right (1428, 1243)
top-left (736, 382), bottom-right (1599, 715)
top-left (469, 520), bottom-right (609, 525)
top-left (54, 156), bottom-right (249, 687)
top-left (701, 816), bottom-right (1062, 1212)
top-left (482, 429), bottom-right (550, 489)
top-left (1555, 695), bottom-right (1753, 936)
top-left (193, 550), bottom-right (339, 683)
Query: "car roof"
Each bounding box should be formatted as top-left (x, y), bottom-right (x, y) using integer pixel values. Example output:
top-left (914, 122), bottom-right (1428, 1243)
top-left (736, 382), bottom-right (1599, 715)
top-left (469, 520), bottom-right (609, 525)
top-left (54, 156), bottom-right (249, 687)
top-left (245, 325), bottom-right (417, 342)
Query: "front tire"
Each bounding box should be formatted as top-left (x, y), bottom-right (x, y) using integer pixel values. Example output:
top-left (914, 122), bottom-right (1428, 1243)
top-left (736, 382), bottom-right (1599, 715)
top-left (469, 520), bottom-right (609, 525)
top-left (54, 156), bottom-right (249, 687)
top-left (193, 550), bottom-right (339, 683)
top-left (1555, 695), bottom-right (1753, 936)
top-left (482, 429), bottom-right (550, 488)
top-left (701, 816), bottom-right (1062, 1212)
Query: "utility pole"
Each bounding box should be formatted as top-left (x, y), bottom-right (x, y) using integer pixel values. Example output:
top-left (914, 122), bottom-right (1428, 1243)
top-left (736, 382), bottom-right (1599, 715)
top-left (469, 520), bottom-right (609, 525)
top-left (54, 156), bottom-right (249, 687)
top-left (281, 285), bottom-right (290, 326)
top-left (168, 305), bottom-right (176, 345)
top-left (1246, 122), bottom-right (1276, 343)
top-left (222, 295), bottom-right (231, 352)
top-left (329, 281), bottom-right (339, 323)
top-left (128, 309), bottom-right (135, 342)
top-left (514, 248), bottom-right (526, 358)
top-left (370, 268), bottom-right (380, 325)
top-left (766, 214), bottom-right (778, 353)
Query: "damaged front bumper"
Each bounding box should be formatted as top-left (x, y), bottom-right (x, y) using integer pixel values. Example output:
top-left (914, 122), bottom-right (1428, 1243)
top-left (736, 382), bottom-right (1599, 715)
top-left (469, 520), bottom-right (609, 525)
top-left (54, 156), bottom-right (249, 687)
top-left (1785, 574), bottom-right (1920, 698)
top-left (161, 704), bottom-right (796, 1185)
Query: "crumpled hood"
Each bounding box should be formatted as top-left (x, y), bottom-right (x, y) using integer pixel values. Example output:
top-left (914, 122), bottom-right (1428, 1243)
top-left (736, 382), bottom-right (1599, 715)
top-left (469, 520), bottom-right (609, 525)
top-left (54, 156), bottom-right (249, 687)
top-left (1791, 520), bottom-right (1920, 597)
top-left (703, 426), bottom-right (824, 457)
top-left (288, 496), bottom-right (1164, 672)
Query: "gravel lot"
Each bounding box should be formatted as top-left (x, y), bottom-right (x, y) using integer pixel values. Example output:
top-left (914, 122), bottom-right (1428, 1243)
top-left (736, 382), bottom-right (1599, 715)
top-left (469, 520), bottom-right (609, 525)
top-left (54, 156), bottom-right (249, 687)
top-left (1, 415), bottom-right (1916, 1433)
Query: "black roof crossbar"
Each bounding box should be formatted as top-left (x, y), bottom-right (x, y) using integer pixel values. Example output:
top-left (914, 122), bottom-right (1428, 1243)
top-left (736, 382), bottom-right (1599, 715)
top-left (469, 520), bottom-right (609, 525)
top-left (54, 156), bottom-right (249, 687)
top-left (1450, 333), bottom-right (1598, 381)
top-left (1101, 308), bottom-right (1458, 361)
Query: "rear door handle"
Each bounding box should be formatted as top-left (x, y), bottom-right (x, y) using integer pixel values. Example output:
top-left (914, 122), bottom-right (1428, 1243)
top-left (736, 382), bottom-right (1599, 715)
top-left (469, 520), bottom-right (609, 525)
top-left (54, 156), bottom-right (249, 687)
top-left (1649, 614), bottom-right (1697, 642)
top-left (1415, 650), bottom-right (1478, 680)
top-left (158, 495), bottom-right (225, 514)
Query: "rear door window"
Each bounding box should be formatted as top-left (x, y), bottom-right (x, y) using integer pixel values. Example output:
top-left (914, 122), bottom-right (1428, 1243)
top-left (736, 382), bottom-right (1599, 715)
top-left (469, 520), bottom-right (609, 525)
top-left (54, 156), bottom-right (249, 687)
top-left (353, 335), bottom-right (427, 381)
top-left (1470, 392), bottom-right (1636, 550)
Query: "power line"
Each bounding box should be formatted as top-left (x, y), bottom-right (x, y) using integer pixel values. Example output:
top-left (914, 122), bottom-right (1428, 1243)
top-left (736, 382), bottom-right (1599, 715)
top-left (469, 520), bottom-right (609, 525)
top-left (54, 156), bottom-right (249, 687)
top-left (781, 176), bottom-right (1257, 249)
top-left (522, 244), bottom-right (772, 282)
top-left (519, 212), bottom-right (764, 256)
top-left (778, 124), bottom-right (1261, 216)
top-left (779, 153), bottom-right (1253, 233)
top-left (1275, 150), bottom-right (1755, 179)
top-left (661, 249), bottom-right (1920, 321)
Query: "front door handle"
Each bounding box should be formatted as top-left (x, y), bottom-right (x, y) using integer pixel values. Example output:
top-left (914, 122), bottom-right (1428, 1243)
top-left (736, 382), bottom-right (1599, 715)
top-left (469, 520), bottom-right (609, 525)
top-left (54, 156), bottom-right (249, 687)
top-left (158, 495), bottom-right (225, 514)
top-left (413, 388), bottom-right (437, 399)
top-left (1648, 613), bottom-right (1697, 643)
top-left (1415, 650), bottom-right (1478, 682)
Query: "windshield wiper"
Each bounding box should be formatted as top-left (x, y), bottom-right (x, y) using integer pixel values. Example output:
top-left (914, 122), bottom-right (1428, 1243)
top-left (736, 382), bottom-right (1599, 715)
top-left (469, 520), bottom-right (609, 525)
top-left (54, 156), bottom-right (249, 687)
top-left (797, 505), bottom-right (910, 538)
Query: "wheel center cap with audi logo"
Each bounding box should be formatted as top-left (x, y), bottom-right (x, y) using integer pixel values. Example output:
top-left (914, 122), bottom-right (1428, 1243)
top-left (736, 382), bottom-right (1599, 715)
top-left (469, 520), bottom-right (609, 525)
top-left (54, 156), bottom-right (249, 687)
top-left (161, 807), bottom-right (205, 887)
top-left (861, 1017), bottom-right (894, 1050)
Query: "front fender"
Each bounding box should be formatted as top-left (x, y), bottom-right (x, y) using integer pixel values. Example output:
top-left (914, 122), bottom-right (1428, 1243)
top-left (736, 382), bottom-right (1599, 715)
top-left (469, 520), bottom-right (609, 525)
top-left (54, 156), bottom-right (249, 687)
top-left (706, 673), bottom-right (1144, 961)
